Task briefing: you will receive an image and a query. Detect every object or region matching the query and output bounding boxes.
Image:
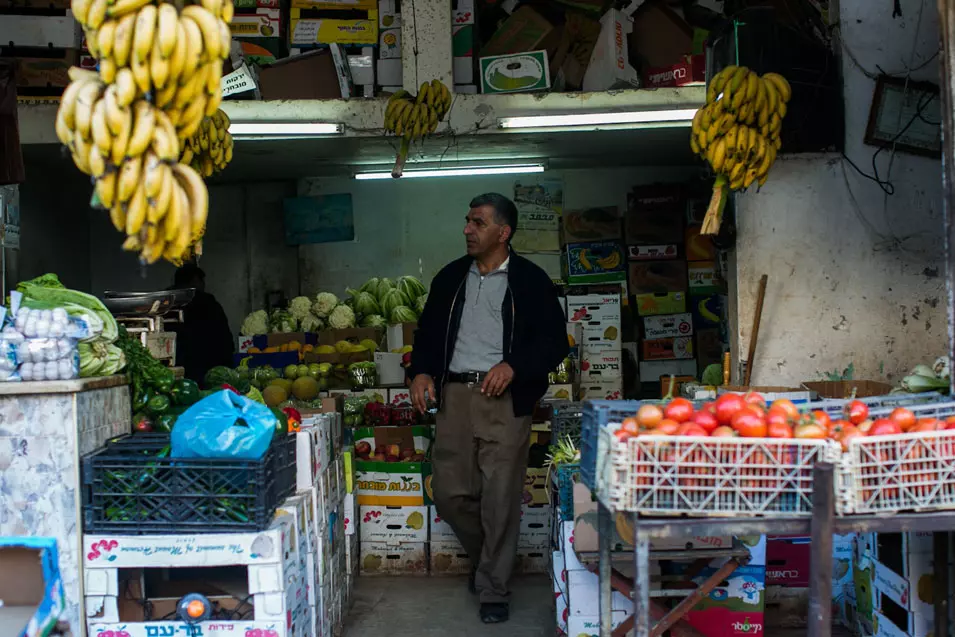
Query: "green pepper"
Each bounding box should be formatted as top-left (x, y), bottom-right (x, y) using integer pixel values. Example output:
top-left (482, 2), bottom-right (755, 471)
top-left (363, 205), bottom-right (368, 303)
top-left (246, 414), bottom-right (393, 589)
top-left (133, 388), bottom-right (153, 412)
top-left (170, 379), bottom-right (200, 406)
top-left (146, 393), bottom-right (171, 417)
top-left (153, 412), bottom-right (177, 433)
top-left (152, 375), bottom-right (175, 394)
top-left (270, 407), bottom-right (289, 436)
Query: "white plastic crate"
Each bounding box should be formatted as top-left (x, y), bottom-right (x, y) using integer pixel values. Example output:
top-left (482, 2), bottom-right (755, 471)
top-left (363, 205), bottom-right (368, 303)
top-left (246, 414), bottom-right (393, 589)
top-left (602, 429), bottom-right (839, 516)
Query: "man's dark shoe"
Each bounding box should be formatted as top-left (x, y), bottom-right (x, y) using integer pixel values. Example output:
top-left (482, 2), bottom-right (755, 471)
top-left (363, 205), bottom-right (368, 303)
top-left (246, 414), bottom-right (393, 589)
top-left (480, 603), bottom-right (509, 624)
top-left (468, 567), bottom-right (476, 594)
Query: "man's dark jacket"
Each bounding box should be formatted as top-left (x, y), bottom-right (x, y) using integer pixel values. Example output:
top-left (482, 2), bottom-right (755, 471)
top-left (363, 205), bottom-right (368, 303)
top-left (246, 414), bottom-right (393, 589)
top-left (408, 251), bottom-right (567, 417)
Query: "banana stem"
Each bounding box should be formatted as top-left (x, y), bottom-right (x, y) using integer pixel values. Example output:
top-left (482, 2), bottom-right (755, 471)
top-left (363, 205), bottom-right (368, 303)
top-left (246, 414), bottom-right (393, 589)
top-left (701, 176), bottom-right (729, 236)
top-left (392, 137), bottom-right (410, 179)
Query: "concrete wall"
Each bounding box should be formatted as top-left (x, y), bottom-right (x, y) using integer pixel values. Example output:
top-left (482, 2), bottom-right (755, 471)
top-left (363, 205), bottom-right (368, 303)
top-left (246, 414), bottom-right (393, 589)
top-left (732, 0), bottom-right (946, 385)
top-left (297, 167), bottom-right (696, 294)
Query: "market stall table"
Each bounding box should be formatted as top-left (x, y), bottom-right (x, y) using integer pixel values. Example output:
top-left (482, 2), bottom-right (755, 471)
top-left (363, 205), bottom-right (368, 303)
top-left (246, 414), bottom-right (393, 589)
top-left (596, 463), bottom-right (954, 637)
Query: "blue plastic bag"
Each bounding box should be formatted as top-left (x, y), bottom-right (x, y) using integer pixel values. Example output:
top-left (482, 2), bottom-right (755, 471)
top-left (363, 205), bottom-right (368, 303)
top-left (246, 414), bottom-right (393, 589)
top-left (171, 390), bottom-right (276, 460)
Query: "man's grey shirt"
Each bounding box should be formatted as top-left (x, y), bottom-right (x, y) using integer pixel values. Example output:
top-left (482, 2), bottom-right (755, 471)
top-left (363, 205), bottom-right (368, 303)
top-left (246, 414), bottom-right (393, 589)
top-left (449, 258), bottom-right (509, 374)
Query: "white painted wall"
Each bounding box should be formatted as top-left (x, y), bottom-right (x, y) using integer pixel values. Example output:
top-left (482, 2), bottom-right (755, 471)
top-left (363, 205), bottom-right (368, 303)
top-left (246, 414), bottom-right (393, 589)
top-left (732, 0), bottom-right (946, 385)
top-left (297, 167), bottom-right (696, 294)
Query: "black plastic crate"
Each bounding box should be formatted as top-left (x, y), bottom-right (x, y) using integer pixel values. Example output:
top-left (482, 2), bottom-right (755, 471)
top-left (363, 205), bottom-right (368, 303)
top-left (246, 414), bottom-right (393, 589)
top-left (551, 401), bottom-right (583, 445)
top-left (82, 432), bottom-right (296, 534)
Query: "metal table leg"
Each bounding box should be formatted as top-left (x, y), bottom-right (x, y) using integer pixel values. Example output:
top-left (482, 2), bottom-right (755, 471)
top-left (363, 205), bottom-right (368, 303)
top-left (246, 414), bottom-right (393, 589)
top-left (933, 532), bottom-right (950, 637)
top-left (808, 463), bottom-right (834, 637)
top-left (598, 502), bottom-right (613, 637)
top-left (634, 512), bottom-right (651, 637)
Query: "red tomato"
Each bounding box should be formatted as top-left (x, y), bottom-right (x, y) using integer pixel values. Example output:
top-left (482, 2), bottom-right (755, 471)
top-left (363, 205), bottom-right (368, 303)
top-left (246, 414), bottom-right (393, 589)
top-left (794, 422), bottom-right (827, 439)
top-left (715, 393), bottom-right (746, 426)
top-left (710, 425), bottom-right (738, 437)
top-left (636, 404), bottom-right (664, 429)
top-left (615, 429), bottom-right (634, 442)
top-left (767, 409), bottom-right (790, 428)
top-left (743, 391), bottom-right (766, 408)
top-left (676, 422), bottom-right (708, 436)
top-left (664, 398), bottom-right (695, 423)
top-left (827, 419), bottom-right (851, 439)
top-left (732, 407), bottom-right (767, 438)
top-left (912, 418), bottom-right (942, 433)
top-left (692, 410), bottom-right (719, 433)
top-left (945, 416), bottom-right (955, 430)
top-left (839, 425), bottom-right (864, 451)
top-left (702, 402), bottom-right (718, 416)
top-left (770, 399), bottom-right (800, 421)
top-left (846, 400), bottom-right (869, 425)
top-left (812, 410), bottom-right (831, 429)
top-left (869, 418), bottom-right (903, 436)
top-left (767, 420), bottom-right (793, 438)
top-left (652, 419), bottom-right (680, 435)
top-left (621, 418), bottom-right (640, 435)
top-left (889, 408), bottom-right (917, 432)
top-left (857, 419), bottom-right (874, 434)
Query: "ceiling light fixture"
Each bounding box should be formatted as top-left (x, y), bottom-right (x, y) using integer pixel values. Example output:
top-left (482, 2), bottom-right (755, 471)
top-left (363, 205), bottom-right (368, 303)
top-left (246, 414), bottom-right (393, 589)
top-left (229, 122), bottom-right (344, 138)
top-left (354, 164), bottom-right (546, 180)
top-left (498, 108), bottom-right (699, 131)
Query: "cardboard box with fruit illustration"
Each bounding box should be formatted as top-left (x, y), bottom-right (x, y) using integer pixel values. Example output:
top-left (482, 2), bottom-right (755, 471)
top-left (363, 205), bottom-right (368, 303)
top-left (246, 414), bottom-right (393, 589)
top-left (352, 425), bottom-right (432, 463)
top-left (360, 541), bottom-right (428, 576)
top-left (642, 336), bottom-right (694, 361)
top-left (479, 50), bottom-right (551, 94)
top-left (519, 504), bottom-right (551, 548)
top-left (430, 541), bottom-right (472, 575)
top-left (579, 379), bottom-right (623, 400)
top-left (562, 241), bottom-right (626, 284)
top-left (566, 294), bottom-right (622, 348)
top-left (635, 291), bottom-right (687, 316)
top-left (561, 206), bottom-right (621, 243)
top-left (629, 260), bottom-right (688, 297)
top-left (289, 8), bottom-right (379, 46)
top-left (870, 532), bottom-right (935, 637)
top-left (580, 345), bottom-right (622, 381)
top-left (354, 461), bottom-right (433, 507)
top-left (429, 506), bottom-right (458, 541)
top-left (524, 467), bottom-right (549, 505)
top-left (359, 505), bottom-right (428, 543)
top-left (543, 383), bottom-right (575, 400)
top-left (643, 313), bottom-right (694, 339)
top-left (688, 261), bottom-right (720, 296)
top-left (231, 9), bottom-right (282, 64)
top-left (89, 622), bottom-right (289, 637)
top-left (513, 179), bottom-right (563, 253)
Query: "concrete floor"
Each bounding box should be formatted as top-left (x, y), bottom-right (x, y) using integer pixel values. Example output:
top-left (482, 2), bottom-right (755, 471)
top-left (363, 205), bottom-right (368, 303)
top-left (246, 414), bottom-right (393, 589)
top-left (344, 575), bottom-right (556, 637)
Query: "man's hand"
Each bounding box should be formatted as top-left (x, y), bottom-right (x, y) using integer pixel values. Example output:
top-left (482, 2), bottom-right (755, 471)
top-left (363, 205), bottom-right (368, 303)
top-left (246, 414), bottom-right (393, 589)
top-left (411, 374), bottom-right (436, 414)
top-left (481, 363), bottom-right (514, 397)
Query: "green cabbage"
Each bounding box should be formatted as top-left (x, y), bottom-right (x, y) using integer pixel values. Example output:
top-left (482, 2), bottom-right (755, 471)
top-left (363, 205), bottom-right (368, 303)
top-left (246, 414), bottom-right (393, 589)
top-left (359, 277), bottom-right (380, 295)
top-left (396, 276), bottom-right (427, 301)
top-left (390, 305), bottom-right (417, 324)
top-left (375, 278), bottom-right (394, 303)
top-left (351, 290), bottom-right (381, 317)
top-left (241, 309), bottom-right (269, 336)
top-left (361, 314), bottom-right (387, 328)
top-left (18, 274), bottom-right (117, 342)
top-left (380, 289), bottom-right (409, 318)
top-left (414, 294), bottom-right (427, 316)
top-left (328, 304), bottom-right (356, 329)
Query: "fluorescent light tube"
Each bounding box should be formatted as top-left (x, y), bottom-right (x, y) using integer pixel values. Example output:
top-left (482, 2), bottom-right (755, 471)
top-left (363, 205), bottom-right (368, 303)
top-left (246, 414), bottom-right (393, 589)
top-left (498, 108), bottom-right (698, 130)
top-left (355, 164), bottom-right (545, 180)
top-left (229, 122), bottom-right (344, 137)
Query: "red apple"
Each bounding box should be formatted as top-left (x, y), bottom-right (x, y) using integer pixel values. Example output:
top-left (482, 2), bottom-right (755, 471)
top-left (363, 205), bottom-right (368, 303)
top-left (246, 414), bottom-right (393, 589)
top-left (355, 441), bottom-right (372, 456)
top-left (371, 453), bottom-right (385, 462)
top-left (400, 448), bottom-right (415, 460)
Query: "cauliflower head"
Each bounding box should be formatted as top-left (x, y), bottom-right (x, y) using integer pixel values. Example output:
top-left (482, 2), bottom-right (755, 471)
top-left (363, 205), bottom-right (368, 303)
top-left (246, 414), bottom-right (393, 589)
top-left (328, 304), bottom-right (356, 330)
top-left (312, 292), bottom-right (339, 318)
top-left (289, 296), bottom-right (314, 321)
top-left (300, 313), bottom-right (324, 333)
top-left (240, 309), bottom-right (269, 336)
top-left (269, 309), bottom-right (298, 333)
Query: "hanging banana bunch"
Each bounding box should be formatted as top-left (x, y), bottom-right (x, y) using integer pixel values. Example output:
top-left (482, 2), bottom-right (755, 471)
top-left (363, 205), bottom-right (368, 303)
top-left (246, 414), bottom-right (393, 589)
top-left (181, 108), bottom-right (234, 177)
top-left (55, 0), bottom-right (233, 264)
top-left (690, 66), bottom-right (792, 235)
top-left (383, 79), bottom-right (453, 178)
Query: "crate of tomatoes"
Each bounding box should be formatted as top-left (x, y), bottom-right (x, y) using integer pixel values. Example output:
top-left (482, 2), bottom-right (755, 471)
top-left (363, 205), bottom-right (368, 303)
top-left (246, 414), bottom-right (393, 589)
top-left (836, 401), bottom-right (955, 515)
top-left (592, 392), bottom-right (841, 516)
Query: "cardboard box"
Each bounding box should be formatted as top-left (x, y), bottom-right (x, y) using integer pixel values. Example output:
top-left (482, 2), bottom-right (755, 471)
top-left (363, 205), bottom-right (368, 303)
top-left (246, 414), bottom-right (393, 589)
top-left (514, 547), bottom-right (548, 574)
top-left (343, 493), bottom-right (356, 535)
top-left (567, 569), bottom-right (631, 616)
top-left (567, 294), bottom-right (622, 347)
top-left (635, 291), bottom-right (687, 316)
top-left (359, 506), bottom-right (428, 543)
top-left (519, 504), bottom-right (551, 548)
top-left (660, 375), bottom-right (697, 399)
top-left (627, 244), bottom-right (679, 261)
top-left (524, 467), bottom-right (548, 505)
top-left (686, 222), bottom-right (716, 261)
top-left (0, 14), bottom-right (80, 48)
top-left (481, 5), bottom-right (553, 56)
top-left (642, 337), bottom-right (693, 361)
top-left (582, 9), bottom-right (640, 91)
top-left (543, 383), bottom-right (575, 400)
top-left (640, 359), bottom-right (697, 383)
top-left (766, 537), bottom-right (811, 587)
top-left (452, 0), bottom-right (474, 24)
top-left (429, 506), bottom-right (458, 541)
top-left (378, 0), bottom-right (399, 27)
top-left (629, 261), bottom-right (688, 296)
top-left (289, 9), bottom-right (378, 46)
top-left (625, 184), bottom-right (685, 245)
top-left (352, 426), bottom-right (431, 461)
top-left (359, 541), bottom-right (428, 576)
top-left (513, 180), bottom-right (563, 253)
top-left (0, 539), bottom-right (63, 637)
top-left (453, 24), bottom-right (474, 84)
top-left (683, 564), bottom-right (766, 637)
top-left (348, 47), bottom-right (375, 86)
top-left (387, 388), bottom-right (413, 409)
top-left (386, 322), bottom-right (416, 351)
top-left (580, 346), bottom-right (622, 380)
top-left (579, 379), bottom-right (623, 400)
top-left (377, 58), bottom-right (402, 86)
top-left (630, 1), bottom-right (694, 68)
top-left (563, 241), bottom-right (626, 285)
top-left (802, 380), bottom-right (894, 399)
top-left (354, 461), bottom-right (432, 506)
top-left (232, 9), bottom-right (282, 64)
top-left (561, 207), bottom-right (621, 243)
top-left (870, 532), bottom-right (935, 637)
top-left (374, 352), bottom-right (404, 385)
top-left (293, 0), bottom-right (376, 7)
top-left (379, 26), bottom-right (400, 58)
top-left (259, 49), bottom-right (345, 100)
top-left (14, 55), bottom-right (74, 89)
top-left (567, 614), bottom-right (630, 635)
top-left (480, 51), bottom-right (550, 94)
top-left (525, 252), bottom-right (563, 282)
top-left (643, 313), bottom-right (694, 339)
top-left (688, 261), bottom-right (719, 295)
top-left (644, 53), bottom-right (706, 88)
top-left (692, 294), bottom-right (723, 328)
top-left (430, 541), bottom-right (471, 575)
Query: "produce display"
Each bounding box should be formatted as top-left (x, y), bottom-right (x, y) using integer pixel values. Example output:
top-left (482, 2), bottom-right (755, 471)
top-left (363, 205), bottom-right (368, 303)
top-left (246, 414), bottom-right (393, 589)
top-left (692, 66), bottom-right (792, 235)
top-left (56, 0), bottom-right (233, 264)
top-left (117, 326), bottom-right (195, 432)
top-left (384, 80), bottom-right (453, 178)
top-left (900, 357), bottom-right (950, 393)
top-left (180, 108), bottom-right (234, 177)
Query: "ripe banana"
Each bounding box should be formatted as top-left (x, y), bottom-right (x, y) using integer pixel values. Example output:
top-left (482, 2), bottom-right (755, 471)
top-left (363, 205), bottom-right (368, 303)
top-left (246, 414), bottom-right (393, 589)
top-left (172, 163), bottom-right (208, 245)
top-left (112, 12), bottom-right (137, 68)
top-left (762, 72), bottom-right (792, 103)
top-left (126, 100), bottom-right (156, 158)
top-left (157, 3), bottom-right (179, 59)
top-left (132, 4), bottom-right (157, 64)
top-left (96, 171), bottom-right (118, 209)
top-left (125, 180), bottom-right (148, 235)
top-left (181, 6), bottom-right (221, 61)
top-left (116, 154), bottom-right (142, 204)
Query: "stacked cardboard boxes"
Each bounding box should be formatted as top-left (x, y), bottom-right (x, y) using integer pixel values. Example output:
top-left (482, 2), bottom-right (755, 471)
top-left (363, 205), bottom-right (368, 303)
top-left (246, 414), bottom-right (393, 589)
top-left (567, 293), bottom-right (623, 400)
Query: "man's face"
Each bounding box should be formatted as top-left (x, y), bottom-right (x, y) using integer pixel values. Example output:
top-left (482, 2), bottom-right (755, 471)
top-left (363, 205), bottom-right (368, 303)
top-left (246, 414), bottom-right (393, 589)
top-left (464, 205), bottom-right (509, 257)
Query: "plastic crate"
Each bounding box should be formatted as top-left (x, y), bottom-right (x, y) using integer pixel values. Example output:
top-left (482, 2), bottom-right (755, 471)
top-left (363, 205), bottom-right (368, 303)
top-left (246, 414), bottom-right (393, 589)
top-left (82, 433), bottom-right (296, 534)
top-left (813, 392), bottom-right (946, 417)
top-left (580, 400), bottom-right (643, 490)
top-left (605, 432), bottom-right (839, 516)
top-left (555, 462), bottom-right (579, 521)
top-left (551, 402), bottom-right (583, 444)
top-left (838, 401), bottom-right (955, 515)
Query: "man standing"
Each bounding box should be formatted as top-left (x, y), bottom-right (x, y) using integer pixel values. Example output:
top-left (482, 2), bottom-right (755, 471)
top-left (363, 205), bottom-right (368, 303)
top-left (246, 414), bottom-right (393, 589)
top-left (170, 263), bottom-right (235, 384)
top-left (409, 193), bottom-right (567, 624)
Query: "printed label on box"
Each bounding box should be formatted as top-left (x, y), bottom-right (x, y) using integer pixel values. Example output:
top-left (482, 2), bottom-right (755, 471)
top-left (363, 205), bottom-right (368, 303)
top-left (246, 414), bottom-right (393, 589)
top-left (359, 505), bottom-right (428, 543)
top-left (580, 347), bottom-right (622, 380)
top-left (627, 244), bottom-right (679, 260)
top-left (566, 294), bottom-right (622, 346)
top-left (360, 541), bottom-right (428, 575)
top-left (89, 622), bottom-right (287, 637)
top-left (643, 313), bottom-right (694, 339)
top-left (519, 504), bottom-right (551, 548)
top-left (430, 541), bottom-right (471, 575)
top-left (430, 506), bottom-right (458, 540)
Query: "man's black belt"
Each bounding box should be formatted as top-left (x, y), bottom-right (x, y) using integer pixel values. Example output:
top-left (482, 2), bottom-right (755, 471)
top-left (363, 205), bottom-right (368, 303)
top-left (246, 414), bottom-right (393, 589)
top-left (447, 371), bottom-right (488, 385)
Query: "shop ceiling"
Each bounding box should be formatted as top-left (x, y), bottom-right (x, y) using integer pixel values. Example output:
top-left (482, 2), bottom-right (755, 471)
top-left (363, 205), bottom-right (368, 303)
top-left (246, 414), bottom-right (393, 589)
top-left (19, 87), bottom-right (705, 181)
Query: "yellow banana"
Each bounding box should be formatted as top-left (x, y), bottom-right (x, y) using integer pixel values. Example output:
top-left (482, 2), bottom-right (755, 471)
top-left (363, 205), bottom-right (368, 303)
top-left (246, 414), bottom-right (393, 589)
top-left (762, 72), bottom-right (791, 102)
top-left (150, 36), bottom-right (171, 89)
top-left (711, 137), bottom-right (727, 173)
top-left (199, 0), bottom-right (223, 21)
top-left (156, 3), bottom-right (179, 59)
top-left (122, 235), bottom-right (142, 251)
top-left (72, 0), bottom-right (93, 26)
top-left (730, 66), bottom-right (750, 92)
top-left (219, 0), bottom-right (233, 23)
top-left (416, 82), bottom-right (430, 105)
top-left (142, 152), bottom-right (164, 199)
top-left (99, 56), bottom-right (117, 84)
top-left (116, 155), bottom-right (142, 203)
top-left (160, 177), bottom-right (181, 242)
top-left (90, 98), bottom-right (113, 155)
top-left (723, 125), bottom-right (738, 157)
top-left (132, 4), bottom-right (157, 63)
top-left (203, 89), bottom-right (222, 117)
top-left (691, 108), bottom-right (704, 136)
top-left (112, 12), bottom-right (137, 67)
top-left (179, 16), bottom-right (204, 81)
top-left (86, 0), bottom-right (108, 29)
top-left (181, 6), bottom-right (221, 61)
top-left (777, 101), bottom-right (787, 120)
top-left (73, 80), bottom-right (103, 141)
top-left (103, 85), bottom-right (126, 136)
top-left (731, 80), bottom-right (747, 111)
top-left (97, 19), bottom-right (118, 59)
top-left (125, 180), bottom-right (148, 235)
top-left (729, 160), bottom-right (746, 182)
top-left (744, 71), bottom-right (759, 103)
top-left (172, 163), bottom-right (208, 244)
top-left (113, 68), bottom-right (137, 107)
top-left (177, 96), bottom-right (206, 140)
top-left (88, 144), bottom-right (107, 178)
top-left (106, 0), bottom-right (151, 19)
top-left (166, 20), bottom-right (188, 85)
top-left (763, 79), bottom-right (779, 115)
top-left (151, 111), bottom-right (180, 161)
top-left (109, 202), bottom-right (127, 232)
top-left (109, 105), bottom-right (133, 165)
top-left (130, 53), bottom-right (152, 95)
top-left (145, 168), bottom-right (170, 223)
top-left (217, 16), bottom-right (231, 60)
top-left (126, 100), bottom-right (156, 158)
top-left (153, 163), bottom-right (175, 226)
top-left (96, 171), bottom-right (118, 209)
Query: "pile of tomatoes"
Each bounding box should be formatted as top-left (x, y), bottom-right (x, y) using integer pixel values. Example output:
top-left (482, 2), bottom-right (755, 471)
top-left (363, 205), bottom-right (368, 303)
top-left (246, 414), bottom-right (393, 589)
top-left (614, 392), bottom-right (955, 451)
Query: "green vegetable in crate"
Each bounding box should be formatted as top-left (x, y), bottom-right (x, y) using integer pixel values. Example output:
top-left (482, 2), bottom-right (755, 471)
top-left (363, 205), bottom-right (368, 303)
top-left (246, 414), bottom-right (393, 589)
top-left (18, 273), bottom-right (118, 342)
top-left (132, 411), bottom-right (153, 433)
top-left (348, 289), bottom-right (382, 317)
top-left (170, 379), bottom-right (200, 406)
top-left (146, 394), bottom-right (171, 417)
top-left (246, 386), bottom-right (266, 404)
top-left (361, 314), bottom-right (387, 328)
top-left (380, 289), bottom-right (409, 318)
top-left (270, 407), bottom-right (289, 435)
top-left (395, 275), bottom-right (427, 302)
top-left (153, 412), bottom-right (177, 433)
top-left (204, 366), bottom-right (239, 390)
top-left (133, 388), bottom-right (153, 412)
